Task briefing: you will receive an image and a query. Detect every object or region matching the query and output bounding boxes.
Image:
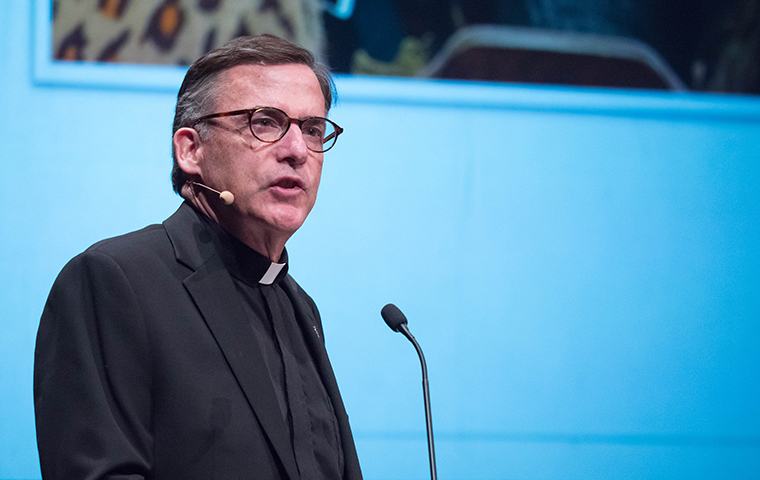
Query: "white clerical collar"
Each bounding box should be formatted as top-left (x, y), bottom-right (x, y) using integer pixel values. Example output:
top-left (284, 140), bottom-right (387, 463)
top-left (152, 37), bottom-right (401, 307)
top-left (259, 262), bottom-right (286, 285)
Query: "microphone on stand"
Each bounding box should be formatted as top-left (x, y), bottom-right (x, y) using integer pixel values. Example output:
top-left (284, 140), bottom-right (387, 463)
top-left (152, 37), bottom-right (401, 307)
top-left (189, 181), bottom-right (235, 205)
top-left (381, 303), bottom-right (438, 480)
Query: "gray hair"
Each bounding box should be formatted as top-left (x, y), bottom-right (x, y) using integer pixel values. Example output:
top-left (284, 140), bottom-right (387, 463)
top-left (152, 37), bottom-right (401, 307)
top-left (171, 34), bottom-right (335, 194)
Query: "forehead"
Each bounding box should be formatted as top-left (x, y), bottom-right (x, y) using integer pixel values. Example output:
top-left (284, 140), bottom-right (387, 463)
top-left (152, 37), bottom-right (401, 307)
top-left (213, 63), bottom-right (325, 116)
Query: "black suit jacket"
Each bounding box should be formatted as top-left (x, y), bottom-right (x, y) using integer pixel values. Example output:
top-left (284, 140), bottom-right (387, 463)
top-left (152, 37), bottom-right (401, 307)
top-left (34, 202), bottom-right (362, 480)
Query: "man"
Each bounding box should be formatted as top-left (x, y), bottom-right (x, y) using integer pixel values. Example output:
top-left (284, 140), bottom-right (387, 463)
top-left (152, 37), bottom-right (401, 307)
top-left (34, 35), bottom-right (362, 480)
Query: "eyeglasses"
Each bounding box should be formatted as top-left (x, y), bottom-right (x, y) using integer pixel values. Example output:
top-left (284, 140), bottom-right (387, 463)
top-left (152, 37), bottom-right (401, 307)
top-left (192, 106), bottom-right (343, 153)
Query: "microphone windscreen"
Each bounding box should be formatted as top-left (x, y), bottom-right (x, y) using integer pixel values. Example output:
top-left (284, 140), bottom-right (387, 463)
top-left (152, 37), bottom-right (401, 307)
top-left (381, 303), bottom-right (408, 332)
top-left (219, 191), bottom-right (235, 205)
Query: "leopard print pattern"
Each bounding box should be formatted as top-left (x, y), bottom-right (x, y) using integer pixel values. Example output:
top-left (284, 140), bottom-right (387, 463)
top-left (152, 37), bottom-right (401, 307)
top-left (53, 0), bottom-right (326, 66)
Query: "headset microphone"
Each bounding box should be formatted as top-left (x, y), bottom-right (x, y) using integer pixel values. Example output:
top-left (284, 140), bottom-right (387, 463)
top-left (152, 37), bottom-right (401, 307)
top-left (190, 181), bottom-right (235, 205)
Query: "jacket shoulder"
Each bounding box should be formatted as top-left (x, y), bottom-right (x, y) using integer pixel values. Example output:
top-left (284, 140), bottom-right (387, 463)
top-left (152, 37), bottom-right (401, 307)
top-left (50, 222), bottom-right (181, 293)
top-left (87, 223), bottom-right (169, 258)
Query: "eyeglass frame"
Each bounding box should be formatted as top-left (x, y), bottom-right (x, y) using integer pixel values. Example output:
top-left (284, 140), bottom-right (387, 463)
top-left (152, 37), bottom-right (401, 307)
top-left (191, 106), bottom-right (344, 153)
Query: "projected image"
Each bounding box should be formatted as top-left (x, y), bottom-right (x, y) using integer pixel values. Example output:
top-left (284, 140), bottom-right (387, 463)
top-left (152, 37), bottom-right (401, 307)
top-left (51, 0), bottom-right (759, 94)
top-left (53, 0), bottom-right (329, 66)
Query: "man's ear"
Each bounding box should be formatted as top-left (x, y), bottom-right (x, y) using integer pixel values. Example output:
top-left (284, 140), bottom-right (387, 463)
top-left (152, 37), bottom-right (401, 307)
top-left (173, 127), bottom-right (204, 176)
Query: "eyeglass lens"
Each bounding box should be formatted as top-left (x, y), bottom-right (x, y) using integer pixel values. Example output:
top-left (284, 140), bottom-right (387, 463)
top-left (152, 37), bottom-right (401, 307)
top-left (250, 108), bottom-right (337, 152)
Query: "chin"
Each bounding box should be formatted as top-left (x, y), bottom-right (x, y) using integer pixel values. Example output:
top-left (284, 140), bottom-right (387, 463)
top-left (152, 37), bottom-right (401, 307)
top-left (266, 209), bottom-right (309, 234)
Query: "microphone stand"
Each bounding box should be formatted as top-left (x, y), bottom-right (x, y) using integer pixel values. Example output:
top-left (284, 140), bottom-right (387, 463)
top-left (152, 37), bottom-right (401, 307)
top-left (398, 323), bottom-right (438, 480)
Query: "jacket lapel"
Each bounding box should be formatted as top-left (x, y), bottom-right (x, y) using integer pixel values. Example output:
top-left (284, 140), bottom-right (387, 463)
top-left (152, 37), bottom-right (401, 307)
top-left (281, 277), bottom-right (363, 480)
top-left (164, 204), bottom-right (300, 480)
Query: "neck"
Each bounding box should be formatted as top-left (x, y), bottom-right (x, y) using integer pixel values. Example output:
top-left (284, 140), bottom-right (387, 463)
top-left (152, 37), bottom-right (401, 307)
top-left (182, 183), bottom-right (289, 262)
top-left (220, 218), bottom-right (289, 263)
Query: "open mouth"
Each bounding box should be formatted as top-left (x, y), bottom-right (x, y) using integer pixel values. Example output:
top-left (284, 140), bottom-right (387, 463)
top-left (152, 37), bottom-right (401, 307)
top-left (272, 177), bottom-right (303, 190)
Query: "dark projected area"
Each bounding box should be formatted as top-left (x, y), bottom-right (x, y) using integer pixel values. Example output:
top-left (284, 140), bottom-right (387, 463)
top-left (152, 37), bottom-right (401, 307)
top-left (53, 0), bottom-right (759, 94)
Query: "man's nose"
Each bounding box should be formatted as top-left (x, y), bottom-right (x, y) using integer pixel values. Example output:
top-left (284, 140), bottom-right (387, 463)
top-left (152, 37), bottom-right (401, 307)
top-left (277, 123), bottom-right (310, 164)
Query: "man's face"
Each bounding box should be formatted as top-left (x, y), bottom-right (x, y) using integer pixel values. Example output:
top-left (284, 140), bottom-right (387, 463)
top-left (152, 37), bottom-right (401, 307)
top-left (196, 63), bottom-right (326, 240)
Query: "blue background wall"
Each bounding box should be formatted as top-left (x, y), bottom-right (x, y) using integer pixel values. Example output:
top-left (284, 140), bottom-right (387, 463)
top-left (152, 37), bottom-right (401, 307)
top-left (2, 2), bottom-right (759, 479)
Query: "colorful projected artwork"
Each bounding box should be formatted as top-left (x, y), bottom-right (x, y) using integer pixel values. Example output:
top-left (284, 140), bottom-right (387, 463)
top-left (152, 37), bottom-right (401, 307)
top-left (52, 0), bottom-right (327, 65)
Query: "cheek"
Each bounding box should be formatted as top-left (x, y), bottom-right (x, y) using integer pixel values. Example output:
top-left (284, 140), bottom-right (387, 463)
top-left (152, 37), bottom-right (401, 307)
top-left (312, 158), bottom-right (324, 182)
top-left (310, 173), bottom-right (323, 200)
top-left (226, 154), bottom-right (266, 185)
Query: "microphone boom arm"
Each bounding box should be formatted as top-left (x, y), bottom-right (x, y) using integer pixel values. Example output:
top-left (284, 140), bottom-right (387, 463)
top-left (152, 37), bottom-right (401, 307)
top-left (397, 323), bottom-right (438, 480)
